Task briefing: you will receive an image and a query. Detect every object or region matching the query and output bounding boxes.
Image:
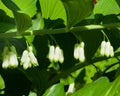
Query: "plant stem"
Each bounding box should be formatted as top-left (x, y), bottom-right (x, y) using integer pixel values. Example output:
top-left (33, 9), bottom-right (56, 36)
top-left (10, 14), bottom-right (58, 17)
top-left (0, 23), bottom-right (120, 38)
top-left (47, 52), bottom-right (120, 87)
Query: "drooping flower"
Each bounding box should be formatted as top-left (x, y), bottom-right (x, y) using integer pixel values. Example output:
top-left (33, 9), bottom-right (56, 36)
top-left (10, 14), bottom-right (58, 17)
top-left (48, 45), bottom-right (64, 63)
top-left (2, 46), bottom-right (18, 69)
top-left (21, 46), bottom-right (38, 69)
top-left (100, 41), bottom-right (114, 57)
top-left (74, 42), bottom-right (85, 62)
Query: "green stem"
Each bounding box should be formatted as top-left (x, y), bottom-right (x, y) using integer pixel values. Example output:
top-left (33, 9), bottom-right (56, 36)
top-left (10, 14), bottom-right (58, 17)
top-left (47, 52), bottom-right (120, 87)
top-left (0, 23), bottom-right (120, 38)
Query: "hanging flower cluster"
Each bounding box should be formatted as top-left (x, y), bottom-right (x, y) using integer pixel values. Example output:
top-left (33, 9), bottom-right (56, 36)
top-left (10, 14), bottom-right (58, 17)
top-left (74, 42), bottom-right (85, 62)
top-left (48, 45), bottom-right (64, 63)
top-left (100, 41), bottom-right (114, 57)
top-left (2, 46), bottom-right (18, 69)
top-left (21, 46), bottom-right (38, 69)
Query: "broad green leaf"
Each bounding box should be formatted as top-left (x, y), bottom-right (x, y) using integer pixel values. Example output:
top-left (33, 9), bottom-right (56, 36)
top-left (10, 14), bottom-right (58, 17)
top-left (103, 76), bottom-right (120, 96)
top-left (0, 75), bottom-right (5, 90)
top-left (0, 0), bottom-right (14, 17)
top-left (72, 77), bottom-right (110, 96)
top-left (1, 0), bottom-right (37, 17)
top-left (1, 0), bottom-right (32, 33)
top-left (61, 0), bottom-right (94, 29)
top-left (13, 0), bottom-right (37, 17)
top-left (43, 83), bottom-right (65, 96)
top-left (40, 0), bottom-right (66, 24)
top-left (1, 0), bottom-right (19, 11)
top-left (13, 11), bottom-right (32, 33)
top-left (0, 9), bottom-right (15, 33)
top-left (94, 0), bottom-right (120, 15)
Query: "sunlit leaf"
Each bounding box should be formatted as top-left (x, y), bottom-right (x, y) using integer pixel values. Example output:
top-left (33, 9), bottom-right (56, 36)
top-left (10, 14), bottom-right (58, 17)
top-left (43, 83), bottom-right (65, 96)
top-left (1, 0), bottom-right (32, 33)
top-left (94, 0), bottom-right (120, 15)
top-left (72, 77), bottom-right (110, 96)
top-left (103, 76), bottom-right (120, 96)
top-left (40, 0), bottom-right (66, 24)
top-left (13, 0), bottom-right (37, 17)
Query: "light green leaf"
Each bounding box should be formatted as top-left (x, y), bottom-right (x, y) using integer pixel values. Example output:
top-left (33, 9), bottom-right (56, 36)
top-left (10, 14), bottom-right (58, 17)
top-left (43, 83), bottom-right (65, 96)
top-left (1, 0), bottom-right (37, 17)
top-left (61, 0), bottom-right (94, 29)
top-left (103, 76), bottom-right (120, 96)
top-left (94, 0), bottom-right (120, 15)
top-left (1, 0), bottom-right (32, 33)
top-left (0, 75), bottom-right (5, 90)
top-left (72, 77), bottom-right (110, 96)
top-left (13, 0), bottom-right (37, 17)
top-left (40, 0), bottom-right (66, 24)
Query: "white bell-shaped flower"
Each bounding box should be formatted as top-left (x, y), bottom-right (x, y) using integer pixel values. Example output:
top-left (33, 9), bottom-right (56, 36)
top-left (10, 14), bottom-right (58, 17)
top-left (74, 42), bottom-right (85, 62)
top-left (100, 41), bottom-right (114, 57)
top-left (2, 46), bottom-right (18, 69)
top-left (9, 51), bottom-right (18, 68)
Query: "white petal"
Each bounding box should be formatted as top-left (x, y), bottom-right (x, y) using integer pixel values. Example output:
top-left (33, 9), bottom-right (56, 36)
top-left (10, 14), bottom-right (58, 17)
top-left (48, 45), bottom-right (55, 62)
top-left (74, 44), bottom-right (79, 59)
top-left (109, 46), bottom-right (114, 57)
top-left (9, 52), bottom-right (18, 68)
top-left (23, 57), bottom-right (31, 70)
top-left (105, 42), bottom-right (111, 57)
top-left (100, 41), bottom-right (106, 56)
top-left (21, 50), bottom-right (29, 65)
top-left (2, 55), bottom-right (9, 69)
top-left (78, 47), bottom-right (85, 62)
top-left (58, 50), bottom-right (64, 63)
top-left (54, 46), bottom-right (61, 62)
top-left (29, 51), bottom-right (38, 66)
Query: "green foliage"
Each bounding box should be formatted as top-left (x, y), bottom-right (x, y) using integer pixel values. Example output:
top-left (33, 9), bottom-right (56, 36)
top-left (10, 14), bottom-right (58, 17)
top-left (0, 0), bottom-right (120, 96)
